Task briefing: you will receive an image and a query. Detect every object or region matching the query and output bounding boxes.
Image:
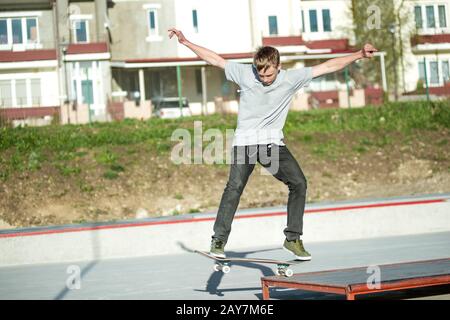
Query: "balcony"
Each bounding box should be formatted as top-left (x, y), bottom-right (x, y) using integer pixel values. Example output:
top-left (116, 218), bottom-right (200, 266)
top-left (262, 35), bottom-right (353, 54)
top-left (411, 33), bottom-right (450, 52)
top-left (0, 0), bottom-right (52, 11)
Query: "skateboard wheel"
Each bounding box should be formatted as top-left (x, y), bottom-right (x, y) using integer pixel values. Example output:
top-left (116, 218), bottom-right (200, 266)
top-left (213, 264), bottom-right (221, 272)
top-left (285, 269), bottom-right (294, 277)
top-left (222, 265), bottom-right (231, 274)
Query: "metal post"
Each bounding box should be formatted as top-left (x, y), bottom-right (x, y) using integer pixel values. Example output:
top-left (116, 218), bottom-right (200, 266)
top-left (389, 24), bottom-right (398, 101)
top-left (393, 37), bottom-right (398, 101)
top-left (423, 57), bottom-right (430, 104)
top-left (176, 65), bottom-right (183, 117)
top-left (380, 53), bottom-right (388, 92)
top-left (138, 68), bottom-right (146, 102)
top-left (62, 48), bottom-right (70, 124)
top-left (345, 66), bottom-right (351, 108)
top-left (201, 66), bottom-right (207, 115)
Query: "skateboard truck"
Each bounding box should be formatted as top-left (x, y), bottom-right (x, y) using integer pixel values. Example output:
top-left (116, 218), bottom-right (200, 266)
top-left (195, 250), bottom-right (303, 277)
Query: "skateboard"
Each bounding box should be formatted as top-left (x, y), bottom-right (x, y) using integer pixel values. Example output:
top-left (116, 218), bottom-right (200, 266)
top-left (194, 250), bottom-right (305, 277)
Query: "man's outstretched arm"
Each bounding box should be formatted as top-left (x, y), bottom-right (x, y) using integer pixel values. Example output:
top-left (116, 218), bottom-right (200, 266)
top-left (168, 28), bottom-right (226, 69)
top-left (311, 43), bottom-right (378, 78)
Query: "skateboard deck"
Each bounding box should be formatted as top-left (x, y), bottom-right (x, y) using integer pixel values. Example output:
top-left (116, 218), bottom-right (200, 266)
top-left (194, 250), bottom-right (306, 277)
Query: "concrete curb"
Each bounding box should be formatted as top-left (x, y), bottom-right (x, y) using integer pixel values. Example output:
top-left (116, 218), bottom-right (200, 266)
top-left (0, 193), bottom-right (449, 267)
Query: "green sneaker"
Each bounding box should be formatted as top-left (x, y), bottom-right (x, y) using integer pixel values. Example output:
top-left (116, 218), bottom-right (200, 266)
top-left (283, 239), bottom-right (311, 261)
top-left (210, 238), bottom-right (226, 258)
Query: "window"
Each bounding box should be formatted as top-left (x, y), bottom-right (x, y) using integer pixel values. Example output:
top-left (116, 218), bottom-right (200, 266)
top-left (192, 9), bottom-right (198, 33)
top-left (0, 16), bottom-right (39, 48)
top-left (74, 20), bottom-right (88, 43)
top-left (415, 6), bottom-right (423, 29)
top-left (322, 9), bottom-right (331, 32)
top-left (309, 10), bottom-right (318, 32)
top-left (442, 61), bottom-right (450, 83)
top-left (72, 79), bottom-right (78, 101)
top-left (81, 80), bottom-right (93, 105)
top-left (0, 78), bottom-right (41, 107)
top-left (418, 61), bottom-right (426, 80)
top-left (268, 16), bottom-right (278, 35)
top-left (30, 78), bottom-right (41, 105)
top-left (12, 19), bottom-right (22, 44)
top-left (148, 9), bottom-right (158, 36)
top-left (15, 79), bottom-right (27, 106)
top-left (439, 5), bottom-right (447, 28)
top-left (416, 5), bottom-right (448, 30)
top-left (143, 4), bottom-right (162, 41)
top-left (26, 18), bottom-right (37, 43)
top-left (195, 69), bottom-right (202, 95)
top-left (0, 20), bottom-right (8, 44)
top-left (426, 6), bottom-right (436, 28)
top-left (0, 80), bottom-right (12, 107)
top-left (430, 61), bottom-right (439, 84)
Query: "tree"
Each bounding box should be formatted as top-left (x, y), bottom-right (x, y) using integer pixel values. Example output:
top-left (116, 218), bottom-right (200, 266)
top-left (348, 0), bottom-right (413, 99)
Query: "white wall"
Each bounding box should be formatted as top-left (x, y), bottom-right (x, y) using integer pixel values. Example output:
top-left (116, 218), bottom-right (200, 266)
top-left (40, 70), bottom-right (60, 106)
top-left (173, 0), bottom-right (253, 56)
top-left (0, 194), bottom-right (448, 266)
top-left (299, 0), bottom-right (353, 42)
top-left (252, 0), bottom-right (302, 37)
top-left (0, 69), bottom-right (59, 107)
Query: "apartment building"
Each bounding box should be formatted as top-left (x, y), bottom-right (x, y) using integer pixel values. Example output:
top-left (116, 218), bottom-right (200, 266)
top-left (0, 0), bottom-right (447, 126)
top-left (0, 0), bottom-right (59, 126)
top-left (0, 0), bottom-right (112, 126)
top-left (402, 0), bottom-right (450, 96)
top-left (108, 0), bottom-right (255, 116)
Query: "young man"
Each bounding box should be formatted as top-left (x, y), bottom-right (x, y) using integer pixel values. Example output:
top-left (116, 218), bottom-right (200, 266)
top-left (168, 28), bottom-right (378, 260)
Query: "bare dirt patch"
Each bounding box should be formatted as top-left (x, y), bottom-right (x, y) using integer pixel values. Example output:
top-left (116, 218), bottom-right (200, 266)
top-left (1, 128), bottom-right (449, 229)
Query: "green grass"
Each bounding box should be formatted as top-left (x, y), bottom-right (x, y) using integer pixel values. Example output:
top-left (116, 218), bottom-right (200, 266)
top-left (0, 100), bottom-right (448, 180)
top-left (174, 193), bottom-right (184, 200)
top-left (103, 170), bottom-right (119, 180)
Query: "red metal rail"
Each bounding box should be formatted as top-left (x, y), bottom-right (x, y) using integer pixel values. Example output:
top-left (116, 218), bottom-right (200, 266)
top-left (261, 258), bottom-right (450, 300)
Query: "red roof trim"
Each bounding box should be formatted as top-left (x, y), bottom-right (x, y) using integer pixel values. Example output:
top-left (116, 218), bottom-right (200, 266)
top-left (263, 36), bottom-right (304, 46)
top-left (0, 49), bottom-right (56, 62)
top-left (124, 52), bottom-right (254, 64)
top-left (0, 106), bottom-right (59, 120)
top-left (411, 33), bottom-right (450, 46)
top-left (66, 42), bottom-right (109, 55)
top-left (117, 49), bottom-right (361, 65)
top-left (305, 38), bottom-right (350, 50)
top-left (262, 36), bottom-right (351, 51)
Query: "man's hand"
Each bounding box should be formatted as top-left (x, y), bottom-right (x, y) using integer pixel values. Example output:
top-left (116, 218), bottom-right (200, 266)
top-left (168, 28), bottom-right (188, 45)
top-left (361, 43), bottom-right (378, 59)
top-left (167, 27), bottom-right (226, 69)
top-left (312, 43), bottom-right (379, 78)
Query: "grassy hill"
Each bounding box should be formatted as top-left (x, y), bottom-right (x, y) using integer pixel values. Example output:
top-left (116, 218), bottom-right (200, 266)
top-left (0, 100), bottom-right (449, 229)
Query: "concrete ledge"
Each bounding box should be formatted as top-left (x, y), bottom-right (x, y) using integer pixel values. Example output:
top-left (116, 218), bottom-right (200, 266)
top-left (0, 193), bottom-right (449, 267)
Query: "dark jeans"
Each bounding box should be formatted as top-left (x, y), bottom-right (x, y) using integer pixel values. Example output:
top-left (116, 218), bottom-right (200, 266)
top-left (212, 144), bottom-right (307, 243)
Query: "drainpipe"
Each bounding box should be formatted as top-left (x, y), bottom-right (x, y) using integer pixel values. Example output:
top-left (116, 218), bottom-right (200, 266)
top-left (423, 57), bottom-right (430, 104)
top-left (345, 66), bottom-right (351, 108)
top-left (248, 0), bottom-right (260, 49)
top-left (52, 0), bottom-right (65, 124)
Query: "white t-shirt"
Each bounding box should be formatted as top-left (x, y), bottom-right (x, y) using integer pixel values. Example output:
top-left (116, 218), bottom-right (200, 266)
top-left (224, 61), bottom-right (313, 146)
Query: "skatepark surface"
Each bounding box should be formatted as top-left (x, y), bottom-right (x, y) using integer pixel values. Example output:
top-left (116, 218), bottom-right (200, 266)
top-left (1, 231), bottom-right (449, 300)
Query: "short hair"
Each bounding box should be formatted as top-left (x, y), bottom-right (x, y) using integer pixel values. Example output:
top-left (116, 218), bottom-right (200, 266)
top-left (253, 46), bottom-right (280, 72)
